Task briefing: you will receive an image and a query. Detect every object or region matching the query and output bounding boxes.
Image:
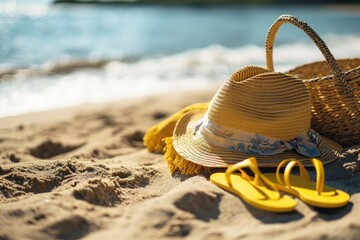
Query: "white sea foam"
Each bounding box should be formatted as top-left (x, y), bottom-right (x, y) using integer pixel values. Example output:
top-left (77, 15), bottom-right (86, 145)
top-left (0, 35), bottom-right (359, 117)
top-left (0, 0), bottom-right (51, 18)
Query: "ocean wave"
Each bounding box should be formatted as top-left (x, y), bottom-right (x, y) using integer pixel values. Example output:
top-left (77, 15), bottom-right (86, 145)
top-left (0, 1), bottom-right (51, 18)
top-left (0, 58), bottom-right (122, 81)
top-left (0, 37), bottom-right (359, 117)
top-left (2, 34), bottom-right (359, 80)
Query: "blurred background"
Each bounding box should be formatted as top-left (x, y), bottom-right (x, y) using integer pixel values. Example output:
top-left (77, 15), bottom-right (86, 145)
top-left (0, 0), bottom-right (359, 117)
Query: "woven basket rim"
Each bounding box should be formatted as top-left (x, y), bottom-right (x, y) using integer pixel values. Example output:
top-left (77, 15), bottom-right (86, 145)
top-left (287, 58), bottom-right (360, 83)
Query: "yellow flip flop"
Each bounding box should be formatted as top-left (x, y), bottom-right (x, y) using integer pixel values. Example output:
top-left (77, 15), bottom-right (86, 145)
top-left (263, 158), bottom-right (350, 208)
top-left (210, 158), bottom-right (297, 212)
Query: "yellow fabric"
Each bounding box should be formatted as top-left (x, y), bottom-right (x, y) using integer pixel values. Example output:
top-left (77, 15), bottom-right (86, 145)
top-left (210, 158), bottom-right (297, 212)
top-left (143, 102), bottom-right (209, 153)
top-left (264, 158), bottom-right (350, 208)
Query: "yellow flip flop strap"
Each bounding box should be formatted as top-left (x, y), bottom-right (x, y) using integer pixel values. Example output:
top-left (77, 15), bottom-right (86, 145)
top-left (225, 159), bottom-right (254, 185)
top-left (311, 158), bottom-right (325, 195)
top-left (225, 158), bottom-right (280, 200)
top-left (277, 158), bottom-right (325, 195)
top-left (276, 158), bottom-right (310, 186)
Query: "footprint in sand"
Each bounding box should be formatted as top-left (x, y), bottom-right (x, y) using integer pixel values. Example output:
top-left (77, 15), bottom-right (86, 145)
top-left (153, 111), bottom-right (168, 120)
top-left (73, 178), bottom-right (121, 207)
top-left (29, 139), bottom-right (85, 159)
top-left (173, 190), bottom-right (222, 222)
top-left (122, 130), bottom-right (145, 148)
top-left (42, 214), bottom-right (91, 239)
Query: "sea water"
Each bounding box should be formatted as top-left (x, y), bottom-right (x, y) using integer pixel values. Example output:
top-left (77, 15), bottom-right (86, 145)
top-left (0, 0), bottom-right (359, 117)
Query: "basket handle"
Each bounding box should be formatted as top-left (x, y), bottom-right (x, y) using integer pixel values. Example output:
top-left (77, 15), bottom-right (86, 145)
top-left (265, 14), bottom-right (351, 94)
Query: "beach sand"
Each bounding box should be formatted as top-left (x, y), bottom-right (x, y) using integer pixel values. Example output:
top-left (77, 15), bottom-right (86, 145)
top-left (0, 88), bottom-right (359, 240)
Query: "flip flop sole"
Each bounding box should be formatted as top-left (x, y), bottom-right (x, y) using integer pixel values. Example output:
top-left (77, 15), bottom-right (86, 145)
top-left (264, 173), bottom-right (350, 208)
top-left (210, 173), bottom-right (297, 213)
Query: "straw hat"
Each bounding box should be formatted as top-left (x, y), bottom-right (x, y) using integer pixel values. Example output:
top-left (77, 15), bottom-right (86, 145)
top-left (169, 66), bottom-right (342, 172)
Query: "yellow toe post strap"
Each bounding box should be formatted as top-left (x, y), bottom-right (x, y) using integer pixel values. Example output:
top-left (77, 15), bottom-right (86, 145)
top-left (225, 157), bottom-right (280, 200)
top-left (276, 158), bottom-right (325, 195)
top-left (225, 159), bottom-right (253, 186)
top-left (311, 158), bottom-right (325, 195)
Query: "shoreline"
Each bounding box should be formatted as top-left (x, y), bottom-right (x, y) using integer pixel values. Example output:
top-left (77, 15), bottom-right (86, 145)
top-left (0, 88), bottom-right (218, 128)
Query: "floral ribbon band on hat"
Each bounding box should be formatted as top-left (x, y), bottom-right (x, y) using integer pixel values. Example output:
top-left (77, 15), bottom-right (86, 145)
top-left (193, 117), bottom-right (320, 158)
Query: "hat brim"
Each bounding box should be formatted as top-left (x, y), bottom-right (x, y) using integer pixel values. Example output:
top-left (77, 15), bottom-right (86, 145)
top-left (172, 109), bottom-right (343, 168)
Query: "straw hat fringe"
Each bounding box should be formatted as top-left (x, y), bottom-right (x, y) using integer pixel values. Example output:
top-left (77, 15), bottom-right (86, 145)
top-left (163, 137), bottom-right (207, 175)
top-left (143, 103), bottom-right (209, 153)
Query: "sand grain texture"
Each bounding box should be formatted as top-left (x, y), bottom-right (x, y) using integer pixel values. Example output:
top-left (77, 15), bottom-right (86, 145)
top-left (0, 89), bottom-right (359, 240)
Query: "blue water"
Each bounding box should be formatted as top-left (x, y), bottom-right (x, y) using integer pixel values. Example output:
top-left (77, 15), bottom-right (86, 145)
top-left (1, 0), bottom-right (360, 68)
top-left (0, 0), bottom-right (359, 117)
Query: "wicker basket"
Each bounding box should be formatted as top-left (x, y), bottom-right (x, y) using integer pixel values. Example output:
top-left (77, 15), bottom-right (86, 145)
top-left (265, 15), bottom-right (360, 147)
